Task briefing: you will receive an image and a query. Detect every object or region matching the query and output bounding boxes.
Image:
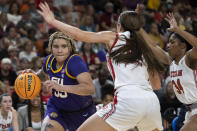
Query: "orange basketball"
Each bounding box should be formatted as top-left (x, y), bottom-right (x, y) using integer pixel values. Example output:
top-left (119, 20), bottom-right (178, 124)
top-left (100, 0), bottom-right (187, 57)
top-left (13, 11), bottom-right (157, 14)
top-left (14, 73), bottom-right (41, 99)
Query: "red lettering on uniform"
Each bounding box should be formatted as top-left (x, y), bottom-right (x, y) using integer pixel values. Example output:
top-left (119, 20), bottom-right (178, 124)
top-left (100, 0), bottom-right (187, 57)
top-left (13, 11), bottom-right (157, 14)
top-left (0, 123), bottom-right (11, 129)
top-left (171, 70), bottom-right (183, 77)
top-left (178, 70), bottom-right (182, 76)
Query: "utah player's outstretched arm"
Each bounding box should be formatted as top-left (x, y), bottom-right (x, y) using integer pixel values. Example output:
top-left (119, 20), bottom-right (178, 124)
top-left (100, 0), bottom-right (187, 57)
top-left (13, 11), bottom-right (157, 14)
top-left (37, 2), bottom-right (115, 47)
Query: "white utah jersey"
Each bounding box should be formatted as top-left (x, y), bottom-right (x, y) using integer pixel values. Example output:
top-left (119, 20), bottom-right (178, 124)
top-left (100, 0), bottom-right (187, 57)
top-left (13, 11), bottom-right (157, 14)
top-left (0, 110), bottom-right (12, 131)
top-left (170, 55), bottom-right (197, 104)
top-left (106, 31), bottom-right (152, 90)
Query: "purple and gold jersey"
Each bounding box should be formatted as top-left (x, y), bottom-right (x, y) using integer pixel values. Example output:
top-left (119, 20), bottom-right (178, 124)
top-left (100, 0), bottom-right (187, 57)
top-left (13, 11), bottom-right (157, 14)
top-left (43, 53), bottom-right (93, 111)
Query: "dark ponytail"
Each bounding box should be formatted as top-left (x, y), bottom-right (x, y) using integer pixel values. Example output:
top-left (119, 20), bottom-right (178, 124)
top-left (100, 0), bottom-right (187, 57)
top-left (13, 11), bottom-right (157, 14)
top-left (110, 11), bottom-right (166, 74)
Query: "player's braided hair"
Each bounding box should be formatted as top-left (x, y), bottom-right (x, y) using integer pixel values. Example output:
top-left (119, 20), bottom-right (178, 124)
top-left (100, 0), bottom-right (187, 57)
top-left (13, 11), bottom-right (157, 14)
top-left (48, 32), bottom-right (77, 53)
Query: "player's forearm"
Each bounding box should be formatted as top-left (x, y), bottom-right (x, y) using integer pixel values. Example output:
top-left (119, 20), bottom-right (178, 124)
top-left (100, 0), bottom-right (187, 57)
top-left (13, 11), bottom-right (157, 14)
top-left (148, 70), bottom-right (161, 90)
top-left (50, 19), bottom-right (83, 41)
top-left (138, 28), bottom-right (171, 65)
top-left (138, 28), bottom-right (158, 47)
top-left (174, 27), bottom-right (197, 48)
top-left (60, 83), bottom-right (95, 96)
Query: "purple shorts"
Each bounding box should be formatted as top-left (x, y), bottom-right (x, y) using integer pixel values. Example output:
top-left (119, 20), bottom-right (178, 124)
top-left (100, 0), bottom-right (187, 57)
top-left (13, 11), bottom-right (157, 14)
top-left (44, 102), bottom-right (96, 131)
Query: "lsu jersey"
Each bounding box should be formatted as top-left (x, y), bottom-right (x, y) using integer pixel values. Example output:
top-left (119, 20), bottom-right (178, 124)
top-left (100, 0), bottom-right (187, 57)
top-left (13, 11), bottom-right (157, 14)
top-left (170, 55), bottom-right (197, 104)
top-left (106, 31), bottom-right (152, 90)
top-left (43, 53), bottom-right (93, 111)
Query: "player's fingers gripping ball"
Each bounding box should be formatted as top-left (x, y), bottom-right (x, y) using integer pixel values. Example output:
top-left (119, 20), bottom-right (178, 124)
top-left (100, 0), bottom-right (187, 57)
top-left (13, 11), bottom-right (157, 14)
top-left (14, 73), bottom-right (41, 99)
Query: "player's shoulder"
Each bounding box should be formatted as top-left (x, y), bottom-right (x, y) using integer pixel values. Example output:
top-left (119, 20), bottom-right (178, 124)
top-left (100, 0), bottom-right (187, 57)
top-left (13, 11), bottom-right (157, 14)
top-left (43, 54), bottom-right (54, 64)
top-left (68, 54), bottom-right (83, 62)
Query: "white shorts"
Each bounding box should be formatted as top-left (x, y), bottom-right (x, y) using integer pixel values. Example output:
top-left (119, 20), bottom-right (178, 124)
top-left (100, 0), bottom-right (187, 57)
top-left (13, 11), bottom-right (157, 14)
top-left (97, 85), bottom-right (163, 131)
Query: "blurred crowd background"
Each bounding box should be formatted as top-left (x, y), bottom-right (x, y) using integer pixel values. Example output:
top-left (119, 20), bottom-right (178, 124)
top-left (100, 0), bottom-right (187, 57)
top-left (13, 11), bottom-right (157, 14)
top-left (0, 0), bottom-right (197, 130)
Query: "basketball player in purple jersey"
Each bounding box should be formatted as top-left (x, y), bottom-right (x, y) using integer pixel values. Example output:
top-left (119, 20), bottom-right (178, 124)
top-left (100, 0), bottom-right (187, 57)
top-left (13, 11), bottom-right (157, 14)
top-left (23, 32), bottom-right (96, 131)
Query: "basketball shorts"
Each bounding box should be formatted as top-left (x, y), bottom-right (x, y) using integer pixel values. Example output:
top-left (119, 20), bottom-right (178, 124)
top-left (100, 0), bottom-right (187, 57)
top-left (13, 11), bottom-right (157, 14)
top-left (45, 101), bottom-right (96, 131)
top-left (97, 85), bottom-right (163, 131)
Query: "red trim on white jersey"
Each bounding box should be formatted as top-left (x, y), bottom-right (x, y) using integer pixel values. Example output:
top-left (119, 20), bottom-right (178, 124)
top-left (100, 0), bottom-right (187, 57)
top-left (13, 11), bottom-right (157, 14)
top-left (108, 33), bottom-right (119, 81)
top-left (109, 33), bottom-right (119, 53)
top-left (193, 70), bottom-right (197, 88)
top-left (108, 57), bottom-right (115, 81)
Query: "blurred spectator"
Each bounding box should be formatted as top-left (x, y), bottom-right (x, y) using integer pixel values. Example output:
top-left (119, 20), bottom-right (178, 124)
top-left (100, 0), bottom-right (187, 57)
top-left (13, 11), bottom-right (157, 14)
top-left (28, 0), bottom-right (43, 24)
top-left (17, 93), bottom-right (46, 131)
top-left (99, 2), bottom-right (118, 31)
top-left (41, 83), bottom-right (52, 105)
top-left (0, 0), bottom-right (9, 12)
top-left (86, 4), bottom-right (99, 28)
top-left (93, 68), bottom-right (113, 103)
top-left (96, 84), bottom-right (114, 110)
top-left (19, 40), bottom-right (37, 62)
top-left (0, 12), bottom-right (14, 38)
top-left (122, 0), bottom-right (138, 10)
top-left (17, 10), bottom-right (37, 37)
top-left (0, 58), bottom-right (17, 86)
top-left (31, 56), bottom-right (43, 72)
top-left (155, 2), bottom-right (168, 23)
top-left (172, 105), bottom-right (186, 131)
top-left (159, 77), bottom-right (182, 129)
top-left (147, 0), bottom-right (160, 11)
top-left (7, 2), bottom-right (22, 25)
top-left (63, 11), bottom-right (79, 27)
top-left (17, 58), bottom-right (31, 72)
top-left (0, 93), bottom-right (19, 131)
top-left (8, 45), bottom-right (20, 71)
top-left (79, 42), bottom-right (100, 66)
top-left (0, 37), bottom-right (11, 60)
top-left (6, 25), bottom-right (20, 45)
top-left (80, 15), bottom-right (98, 32)
top-left (87, 0), bottom-right (107, 12)
top-left (27, 28), bottom-right (37, 42)
top-left (53, 0), bottom-right (73, 13)
top-left (12, 91), bottom-right (27, 110)
top-left (149, 22), bottom-right (166, 49)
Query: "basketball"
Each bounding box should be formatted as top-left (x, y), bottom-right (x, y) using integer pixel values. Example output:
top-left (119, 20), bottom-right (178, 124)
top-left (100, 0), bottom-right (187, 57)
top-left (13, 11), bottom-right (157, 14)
top-left (14, 73), bottom-right (41, 99)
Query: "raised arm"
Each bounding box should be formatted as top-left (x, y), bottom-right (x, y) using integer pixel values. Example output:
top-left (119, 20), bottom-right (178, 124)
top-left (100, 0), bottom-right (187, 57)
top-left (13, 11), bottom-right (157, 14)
top-left (165, 13), bottom-right (197, 68)
top-left (135, 4), bottom-right (171, 65)
top-left (137, 28), bottom-right (171, 65)
top-left (37, 2), bottom-right (115, 45)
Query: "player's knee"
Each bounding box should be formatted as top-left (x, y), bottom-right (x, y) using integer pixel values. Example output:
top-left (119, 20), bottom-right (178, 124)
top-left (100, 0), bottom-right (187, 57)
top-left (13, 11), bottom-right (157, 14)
top-left (41, 123), bottom-right (55, 131)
